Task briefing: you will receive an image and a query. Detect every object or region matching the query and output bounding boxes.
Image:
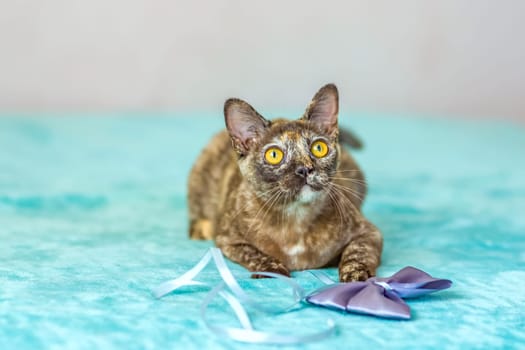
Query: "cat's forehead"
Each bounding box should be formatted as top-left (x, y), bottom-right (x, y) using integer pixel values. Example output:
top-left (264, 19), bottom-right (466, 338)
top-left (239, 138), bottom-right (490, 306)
top-left (265, 120), bottom-right (317, 145)
top-left (274, 130), bottom-right (304, 143)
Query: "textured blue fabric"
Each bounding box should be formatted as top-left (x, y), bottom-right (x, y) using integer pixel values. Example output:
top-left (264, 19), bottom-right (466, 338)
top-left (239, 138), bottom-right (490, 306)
top-left (1, 114), bottom-right (524, 349)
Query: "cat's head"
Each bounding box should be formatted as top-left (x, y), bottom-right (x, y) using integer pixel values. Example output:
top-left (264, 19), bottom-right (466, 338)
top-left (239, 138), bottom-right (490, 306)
top-left (224, 84), bottom-right (340, 205)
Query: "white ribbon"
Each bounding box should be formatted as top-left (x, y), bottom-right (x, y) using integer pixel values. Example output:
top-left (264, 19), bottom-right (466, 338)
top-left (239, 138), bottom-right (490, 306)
top-left (152, 248), bottom-right (336, 344)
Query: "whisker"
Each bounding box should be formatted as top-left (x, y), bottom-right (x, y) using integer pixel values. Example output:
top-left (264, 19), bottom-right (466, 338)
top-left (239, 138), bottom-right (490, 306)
top-left (280, 191), bottom-right (291, 227)
top-left (329, 185), bottom-right (360, 216)
top-left (244, 189), bottom-right (282, 235)
top-left (329, 183), bottom-right (364, 210)
top-left (228, 186), bottom-right (280, 222)
top-left (327, 188), bottom-right (344, 230)
top-left (329, 177), bottom-right (368, 184)
top-left (331, 183), bottom-right (365, 202)
top-left (256, 189), bottom-right (284, 232)
top-left (333, 169), bottom-right (363, 173)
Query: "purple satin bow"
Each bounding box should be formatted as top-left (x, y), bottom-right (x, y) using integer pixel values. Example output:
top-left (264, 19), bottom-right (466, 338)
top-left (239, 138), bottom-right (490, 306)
top-left (305, 266), bottom-right (452, 319)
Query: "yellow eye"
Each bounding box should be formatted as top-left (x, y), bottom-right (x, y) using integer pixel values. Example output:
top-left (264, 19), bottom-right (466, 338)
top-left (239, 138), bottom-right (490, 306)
top-left (264, 147), bottom-right (284, 165)
top-left (311, 140), bottom-right (329, 158)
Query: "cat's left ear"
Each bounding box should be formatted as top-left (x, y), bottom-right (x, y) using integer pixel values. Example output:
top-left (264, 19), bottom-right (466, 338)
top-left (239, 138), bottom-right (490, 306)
top-left (224, 98), bottom-right (270, 155)
top-left (302, 84), bottom-right (339, 137)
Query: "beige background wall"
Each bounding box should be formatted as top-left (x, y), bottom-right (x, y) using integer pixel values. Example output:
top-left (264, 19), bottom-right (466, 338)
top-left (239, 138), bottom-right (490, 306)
top-left (0, 1), bottom-right (524, 120)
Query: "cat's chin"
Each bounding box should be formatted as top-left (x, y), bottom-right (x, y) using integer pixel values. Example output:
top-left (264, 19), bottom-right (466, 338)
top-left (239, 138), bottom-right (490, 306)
top-left (297, 184), bottom-right (321, 204)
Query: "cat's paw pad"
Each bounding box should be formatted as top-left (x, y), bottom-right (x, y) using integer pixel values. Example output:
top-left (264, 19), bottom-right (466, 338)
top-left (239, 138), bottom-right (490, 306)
top-left (339, 262), bottom-right (372, 282)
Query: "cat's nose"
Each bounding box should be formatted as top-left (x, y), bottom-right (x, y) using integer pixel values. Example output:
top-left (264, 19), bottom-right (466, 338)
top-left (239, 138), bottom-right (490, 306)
top-left (295, 166), bottom-right (314, 178)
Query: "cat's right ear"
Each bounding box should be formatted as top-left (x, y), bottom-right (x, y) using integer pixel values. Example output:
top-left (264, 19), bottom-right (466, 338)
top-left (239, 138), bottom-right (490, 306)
top-left (224, 98), bottom-right (270, 155)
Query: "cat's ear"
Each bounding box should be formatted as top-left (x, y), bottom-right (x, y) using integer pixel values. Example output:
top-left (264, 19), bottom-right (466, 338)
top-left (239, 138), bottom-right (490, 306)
top-left (224, 98), bottom-right (270, 155)
top-left (302, 84), bottom-right (339, 137)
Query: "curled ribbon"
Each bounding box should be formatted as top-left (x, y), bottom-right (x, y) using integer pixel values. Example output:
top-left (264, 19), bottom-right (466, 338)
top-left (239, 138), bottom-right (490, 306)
top-left (153, 248), bottom-right (452, 342)
top-left (152, 248), bottom-right (336, 344)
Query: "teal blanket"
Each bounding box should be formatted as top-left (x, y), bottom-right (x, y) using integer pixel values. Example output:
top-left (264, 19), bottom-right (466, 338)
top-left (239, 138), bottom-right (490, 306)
top-left (1, 114), bottom-right (524, 349)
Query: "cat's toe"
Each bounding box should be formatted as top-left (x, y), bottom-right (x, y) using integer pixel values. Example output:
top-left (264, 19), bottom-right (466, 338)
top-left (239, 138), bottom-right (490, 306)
top-left (339, 262), bottom-right (372, 282)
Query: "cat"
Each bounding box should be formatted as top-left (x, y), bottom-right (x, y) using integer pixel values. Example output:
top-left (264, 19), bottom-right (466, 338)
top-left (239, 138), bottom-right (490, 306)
top-left (188, 84), bottom-right (382, 282)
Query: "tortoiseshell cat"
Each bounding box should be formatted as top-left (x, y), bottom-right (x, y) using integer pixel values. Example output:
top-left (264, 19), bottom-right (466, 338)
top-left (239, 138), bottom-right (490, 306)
top-left (188, 84), bottom-right (382, 282)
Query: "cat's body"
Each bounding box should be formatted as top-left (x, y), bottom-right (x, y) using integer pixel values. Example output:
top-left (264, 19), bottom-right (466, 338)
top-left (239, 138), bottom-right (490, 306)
top-left (188, 84), bottom-right (382, 282)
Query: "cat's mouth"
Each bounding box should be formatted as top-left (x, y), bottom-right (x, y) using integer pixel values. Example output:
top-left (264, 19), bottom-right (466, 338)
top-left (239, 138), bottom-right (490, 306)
top-left (304, 181), bottom-right (323, 191)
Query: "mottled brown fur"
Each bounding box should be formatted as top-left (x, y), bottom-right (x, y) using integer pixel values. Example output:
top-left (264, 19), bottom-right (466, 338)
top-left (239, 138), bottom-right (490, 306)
top-left (188, 84), bottom-right (382, 282)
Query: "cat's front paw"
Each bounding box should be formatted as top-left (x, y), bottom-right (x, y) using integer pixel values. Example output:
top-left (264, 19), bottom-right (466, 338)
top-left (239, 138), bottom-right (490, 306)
top-left (339, 261), bottom-right (372, 282)
top-left (251, 263), bottom-right (291, 279)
